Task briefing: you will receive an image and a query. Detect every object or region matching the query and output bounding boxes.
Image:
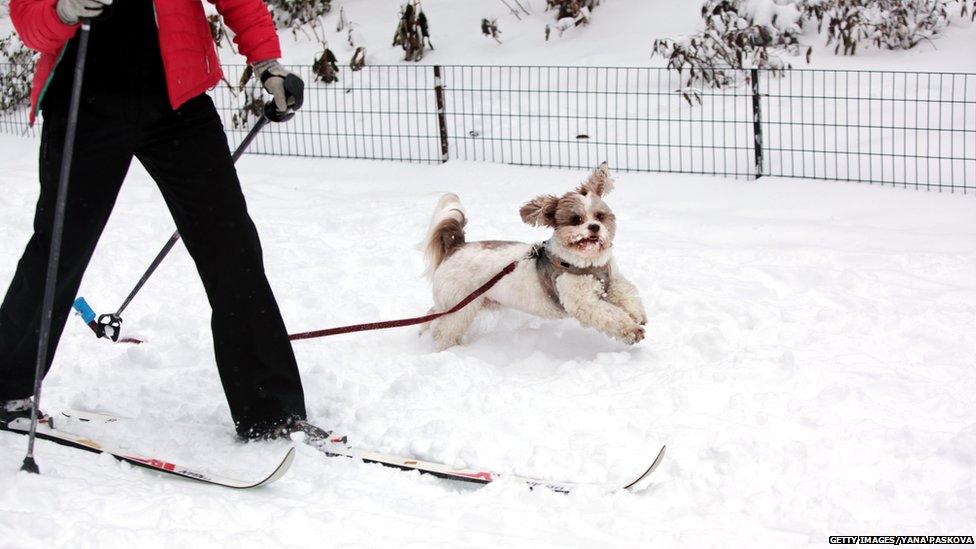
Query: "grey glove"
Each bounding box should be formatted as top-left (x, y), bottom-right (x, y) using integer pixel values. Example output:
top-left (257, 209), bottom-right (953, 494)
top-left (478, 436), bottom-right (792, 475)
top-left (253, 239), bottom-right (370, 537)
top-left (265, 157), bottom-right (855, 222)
top-left (253, 59), bottom-right (305, 114)
top-left (56, 0), bottom-right (113, 25)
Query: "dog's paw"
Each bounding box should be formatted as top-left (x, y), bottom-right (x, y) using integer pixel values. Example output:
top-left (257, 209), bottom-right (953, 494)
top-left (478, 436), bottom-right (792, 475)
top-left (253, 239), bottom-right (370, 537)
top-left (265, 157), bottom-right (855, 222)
top-left (629, 309), bottom-right (648, 326)
top-left (613, 300), bottom-right (647, 326)
top-left (617, 324), bottom-right (645, 345)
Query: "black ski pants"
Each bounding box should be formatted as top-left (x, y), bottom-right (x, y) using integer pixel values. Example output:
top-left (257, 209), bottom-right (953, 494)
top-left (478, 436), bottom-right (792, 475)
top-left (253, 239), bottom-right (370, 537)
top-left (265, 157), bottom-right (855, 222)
top-left (0, 93), bottom-right (306, 437)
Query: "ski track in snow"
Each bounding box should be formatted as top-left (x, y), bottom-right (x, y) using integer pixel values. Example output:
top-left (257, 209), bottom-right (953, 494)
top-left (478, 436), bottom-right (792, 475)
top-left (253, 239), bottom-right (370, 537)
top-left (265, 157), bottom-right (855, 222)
top-left (0, 132), bottom-right (974, 547)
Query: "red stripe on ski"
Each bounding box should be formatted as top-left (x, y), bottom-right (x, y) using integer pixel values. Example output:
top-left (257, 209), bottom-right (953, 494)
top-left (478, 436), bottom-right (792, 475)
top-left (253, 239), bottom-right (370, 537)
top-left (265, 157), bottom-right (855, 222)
top-left (127, 456), bottom-right (178, 472)
top-left (450, 470), bottom-right (494, 481)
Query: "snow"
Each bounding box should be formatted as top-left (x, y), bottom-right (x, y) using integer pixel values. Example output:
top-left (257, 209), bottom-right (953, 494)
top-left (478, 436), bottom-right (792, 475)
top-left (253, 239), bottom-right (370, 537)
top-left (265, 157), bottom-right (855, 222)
top-left (1, 132), bottom-right (974, 546)
top-left (1, 0), bottom-right (975, 546)
top-left (2, 0), bottom-right (974, 71)
top-left (258, 0), bottom-right (976, 72)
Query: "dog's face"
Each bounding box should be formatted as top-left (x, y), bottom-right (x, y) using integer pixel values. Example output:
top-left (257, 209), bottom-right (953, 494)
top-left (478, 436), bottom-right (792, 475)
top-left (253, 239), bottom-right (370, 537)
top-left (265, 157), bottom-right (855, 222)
top-left (519, 164), bottom-right (617, 264)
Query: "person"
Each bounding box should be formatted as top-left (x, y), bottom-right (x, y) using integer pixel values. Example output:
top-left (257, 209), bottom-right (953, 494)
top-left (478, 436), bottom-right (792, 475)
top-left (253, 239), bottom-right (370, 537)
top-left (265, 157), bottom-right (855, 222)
top-left (0, 0), bottom-right (309, 440)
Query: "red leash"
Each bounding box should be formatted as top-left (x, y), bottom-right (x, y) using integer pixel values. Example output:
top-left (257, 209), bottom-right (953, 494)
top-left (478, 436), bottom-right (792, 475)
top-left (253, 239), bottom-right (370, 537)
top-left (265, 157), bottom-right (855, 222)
top-left (288, 260), bottom-right (520, 341)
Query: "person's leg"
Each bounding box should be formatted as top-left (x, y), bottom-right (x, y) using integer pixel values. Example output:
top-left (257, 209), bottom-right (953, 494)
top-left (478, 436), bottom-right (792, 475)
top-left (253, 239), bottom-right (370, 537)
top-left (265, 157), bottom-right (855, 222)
top-left (0, 111), bottom-right (133, 400)
top-left (135, 95), bottom-right (306, 437)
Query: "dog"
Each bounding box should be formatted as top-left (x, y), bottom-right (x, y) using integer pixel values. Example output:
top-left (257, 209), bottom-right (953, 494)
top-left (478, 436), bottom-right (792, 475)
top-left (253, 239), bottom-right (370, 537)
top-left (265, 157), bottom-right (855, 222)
top-left (422, 163), bottom-right (646, 350)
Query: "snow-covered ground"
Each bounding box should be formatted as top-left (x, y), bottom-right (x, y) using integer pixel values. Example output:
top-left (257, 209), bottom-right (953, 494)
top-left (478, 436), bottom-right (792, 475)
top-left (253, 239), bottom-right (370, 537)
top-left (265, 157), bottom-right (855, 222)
top-left (1, 1), bottom-right (975, 546)
top-left (1, 132), bottom-right (974, 547)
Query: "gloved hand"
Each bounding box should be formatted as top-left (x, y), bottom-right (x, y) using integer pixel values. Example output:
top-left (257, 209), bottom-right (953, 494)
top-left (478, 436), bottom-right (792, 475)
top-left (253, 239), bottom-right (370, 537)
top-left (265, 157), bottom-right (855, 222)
top-left (56, 0), bottom-right (113, 25)
top-left (253, 60), bottom-right (305, 116)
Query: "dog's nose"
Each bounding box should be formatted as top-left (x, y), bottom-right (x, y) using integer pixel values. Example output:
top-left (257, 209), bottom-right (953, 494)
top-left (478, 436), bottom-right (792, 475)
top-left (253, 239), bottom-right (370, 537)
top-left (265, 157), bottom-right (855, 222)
top-left (588, 223), bottom-right (601, 233)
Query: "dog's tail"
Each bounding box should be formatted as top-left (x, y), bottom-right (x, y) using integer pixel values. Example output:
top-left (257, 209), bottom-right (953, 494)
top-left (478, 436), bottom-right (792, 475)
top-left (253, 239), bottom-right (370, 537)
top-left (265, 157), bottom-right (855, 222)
top-left (423, 193), bottom-right (467, 276)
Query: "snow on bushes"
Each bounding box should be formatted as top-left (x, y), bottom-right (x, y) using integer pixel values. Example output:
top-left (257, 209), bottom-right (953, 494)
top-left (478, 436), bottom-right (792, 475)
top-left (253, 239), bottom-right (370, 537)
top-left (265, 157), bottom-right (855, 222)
top-left (268, 0), bottom-right (334, 33)
top-left (545, 0), bottom-right (601, 38)
top-left (654, 0), bottom-right (976, 88)
top-left (800, 0), bottom-right (974, 54)
top-left (0, 32), bottom-right (35, 114)
top-left (652, 0), bottom-right (807, 89)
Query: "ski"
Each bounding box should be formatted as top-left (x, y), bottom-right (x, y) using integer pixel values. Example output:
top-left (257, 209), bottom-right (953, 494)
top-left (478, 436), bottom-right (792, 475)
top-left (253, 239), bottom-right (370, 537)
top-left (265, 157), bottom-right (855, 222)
top-left (621, 444), bottom-right (667, 490)
top-left (62, 409), bottom-right (665, 494)
top-left (2, 415), bottom-right (295, 489)
top-left (309, 438), bottom-right (666, 494)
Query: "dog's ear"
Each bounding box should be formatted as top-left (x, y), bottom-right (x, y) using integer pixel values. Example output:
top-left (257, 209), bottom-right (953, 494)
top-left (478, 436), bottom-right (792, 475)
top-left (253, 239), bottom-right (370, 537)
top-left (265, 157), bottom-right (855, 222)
top-left (577, 162), bottom-right (615, 197)
top-left (519, 195), bottom-right (560, 228)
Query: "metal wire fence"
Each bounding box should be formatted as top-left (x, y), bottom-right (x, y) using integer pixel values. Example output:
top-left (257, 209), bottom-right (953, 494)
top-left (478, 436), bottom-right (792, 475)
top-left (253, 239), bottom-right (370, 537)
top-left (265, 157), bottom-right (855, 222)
top-left (2, 63), bottom-right (974, 193)
top-left (0, 94), bottom-right (35, 138)
top-left (759, 69), bottom-right (975, 192)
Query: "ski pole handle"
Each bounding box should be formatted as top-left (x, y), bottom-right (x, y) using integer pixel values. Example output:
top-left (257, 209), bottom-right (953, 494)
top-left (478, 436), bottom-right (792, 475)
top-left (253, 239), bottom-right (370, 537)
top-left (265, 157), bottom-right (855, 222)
top-left (261, 71), bottom-right (305, 122)
top-left (263, 98), bottom-right (296, 123)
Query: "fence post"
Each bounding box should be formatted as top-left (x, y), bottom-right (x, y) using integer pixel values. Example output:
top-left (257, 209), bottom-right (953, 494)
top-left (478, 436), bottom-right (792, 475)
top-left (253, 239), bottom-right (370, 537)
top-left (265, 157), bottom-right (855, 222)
top-left (750, 67), bottom-right (764, 179)
top-left (433, 65), bottom-right (449, 163)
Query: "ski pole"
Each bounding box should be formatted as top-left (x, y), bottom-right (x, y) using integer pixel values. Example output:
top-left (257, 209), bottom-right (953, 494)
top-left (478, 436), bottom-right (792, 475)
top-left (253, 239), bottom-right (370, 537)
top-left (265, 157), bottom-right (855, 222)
top-left (22, 19), bottom-right (93, 474)
top-left (75, 100), bottom-right (291, 342)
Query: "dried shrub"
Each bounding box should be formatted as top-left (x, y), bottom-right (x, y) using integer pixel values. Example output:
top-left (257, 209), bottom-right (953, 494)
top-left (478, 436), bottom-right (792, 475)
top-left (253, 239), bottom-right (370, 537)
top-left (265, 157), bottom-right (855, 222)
top-left (393, 1), bottom-right (432, 62)
top-left (653, 0), bottom-right (807, 91)
top-left (230, 65), bottom-right (266, 130)
top-left (481, 18), bottom-right (503, 43)
top-left (349, 47), bottom-right (366, 71)
top-left (800, 0), bottom-right (967, 55)
top-left (313, 47), bottom-right (339, 82)
top-left (545, 0), bottom-right (602, 37)
top-left (653, 0), bottom-right (973, 93)
top-left (268, 0), bottom-right (333, 33)
top-left (0, 32), bottom-right (37, 114)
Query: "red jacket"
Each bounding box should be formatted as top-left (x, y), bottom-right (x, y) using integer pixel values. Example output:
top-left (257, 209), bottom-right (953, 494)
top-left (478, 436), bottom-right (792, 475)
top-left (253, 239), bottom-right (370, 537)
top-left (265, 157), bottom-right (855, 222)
top-left (11, 0), bottom-right (281, 124)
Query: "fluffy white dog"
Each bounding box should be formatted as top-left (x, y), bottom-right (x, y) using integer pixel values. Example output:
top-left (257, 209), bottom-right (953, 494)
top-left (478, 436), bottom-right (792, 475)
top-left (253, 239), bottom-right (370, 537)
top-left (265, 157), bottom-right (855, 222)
top-left (422, 163), bottom-right (646, 350)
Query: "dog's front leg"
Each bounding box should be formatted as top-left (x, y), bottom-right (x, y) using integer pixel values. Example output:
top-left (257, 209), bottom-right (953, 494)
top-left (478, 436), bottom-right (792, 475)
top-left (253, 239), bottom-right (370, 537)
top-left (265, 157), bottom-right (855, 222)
top-left (605, 272), bottom-right (647, 326)
top-left (556, 274), bottom-right (644, 344)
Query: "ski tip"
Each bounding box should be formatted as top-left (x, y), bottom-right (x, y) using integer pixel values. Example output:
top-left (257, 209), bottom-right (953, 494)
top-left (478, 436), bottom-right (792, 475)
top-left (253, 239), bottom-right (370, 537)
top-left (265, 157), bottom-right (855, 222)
top-left (622, 444), bottom-right (666, 492)
top-left (252, 446), bottom-right (297, 488)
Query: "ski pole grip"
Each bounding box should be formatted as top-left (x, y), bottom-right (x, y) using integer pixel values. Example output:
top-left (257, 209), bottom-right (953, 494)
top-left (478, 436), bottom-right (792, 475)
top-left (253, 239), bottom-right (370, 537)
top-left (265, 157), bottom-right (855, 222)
top-left (73, 297), bottom-right (96, 325)
top-left (264, 99), bottom-right (295, 123)
top-left (263, 74), bottom-right (303, 123)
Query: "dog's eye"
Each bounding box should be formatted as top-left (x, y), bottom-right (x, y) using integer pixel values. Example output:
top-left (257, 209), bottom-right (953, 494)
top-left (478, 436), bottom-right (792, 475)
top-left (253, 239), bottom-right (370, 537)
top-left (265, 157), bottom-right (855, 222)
top-left (570, 215), bottom-right (583, 225)
top-left (595, 212), bottom-right (606, 222)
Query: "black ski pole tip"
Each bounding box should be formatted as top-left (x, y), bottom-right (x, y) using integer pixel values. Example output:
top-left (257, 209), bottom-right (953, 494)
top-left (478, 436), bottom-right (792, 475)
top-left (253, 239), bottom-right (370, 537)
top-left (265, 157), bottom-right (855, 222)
top-left (20, 456), bottom-right (40, 474)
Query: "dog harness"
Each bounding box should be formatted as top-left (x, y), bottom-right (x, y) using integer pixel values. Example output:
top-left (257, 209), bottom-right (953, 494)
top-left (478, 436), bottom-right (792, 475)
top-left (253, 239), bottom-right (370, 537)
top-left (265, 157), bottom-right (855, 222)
top-left (531, 243), bottom-right (612, 310)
